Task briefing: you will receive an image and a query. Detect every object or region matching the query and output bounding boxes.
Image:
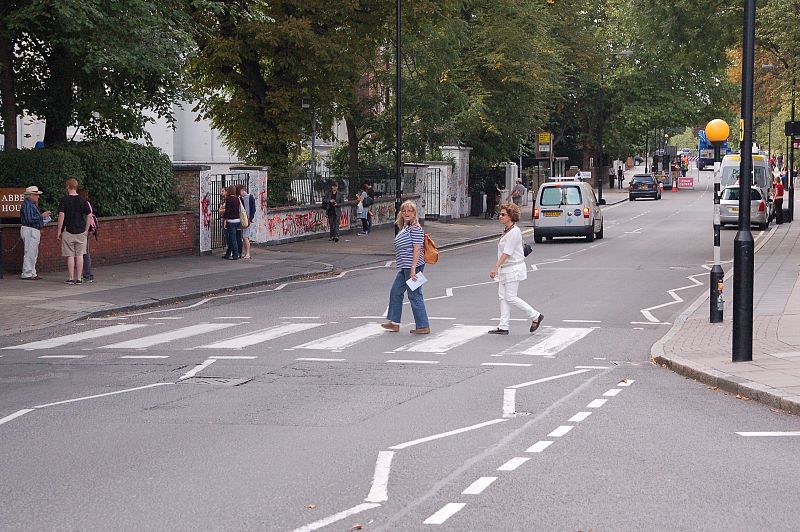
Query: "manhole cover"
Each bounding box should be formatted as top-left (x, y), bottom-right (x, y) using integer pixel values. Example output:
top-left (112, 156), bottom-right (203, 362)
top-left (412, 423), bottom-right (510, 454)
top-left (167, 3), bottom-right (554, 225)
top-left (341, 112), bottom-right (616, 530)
top-left (179, 377), bottom-right (253, 386)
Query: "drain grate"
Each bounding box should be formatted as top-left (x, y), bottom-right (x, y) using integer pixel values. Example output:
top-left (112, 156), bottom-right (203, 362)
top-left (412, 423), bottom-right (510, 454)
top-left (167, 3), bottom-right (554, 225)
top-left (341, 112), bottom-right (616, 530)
top-left (179, 377), bottom-right (253, 386)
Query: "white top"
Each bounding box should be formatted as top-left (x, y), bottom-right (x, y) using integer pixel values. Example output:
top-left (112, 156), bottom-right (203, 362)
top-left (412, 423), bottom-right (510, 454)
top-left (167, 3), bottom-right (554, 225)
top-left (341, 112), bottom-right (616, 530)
top-left (498, 225), bottom-right (525, 265)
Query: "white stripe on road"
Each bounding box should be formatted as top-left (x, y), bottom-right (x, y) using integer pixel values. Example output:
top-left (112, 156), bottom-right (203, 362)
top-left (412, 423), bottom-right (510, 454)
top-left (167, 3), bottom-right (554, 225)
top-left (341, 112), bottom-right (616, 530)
top-left (32, 383), bottom-right (173, 409)
top-left (0, 409), bottom-right (34, 426)
top-left (508, 369), bottom-right (592, 390)
top-left (103, 323), bottom-right (238, 349)
top-left (587, 399), bottom-right (607, 408)
top-left (38, 355), bottom-right (87, 359)
top-left (2, 324), bottom-right (148, 350)
top-left (502, 389), bottom-right (516, 417)
top-left (364, 451), bottom-right (394, 503)
top-left (736, 432), bottom-right (800, 437)
top-left (200, 323), bottom-right (324, 349)
top-left (293, 323), bottom-right (385, 350)
top-left (502, 328), bottom-right (594, 356)
top-left (481, 362), bottom-right (532, 367)
top-left (462, 477), bottom-right (497, 495)
top-left (179, 359), bottom-right (215, 380)
top-left (548, 425), bottom-right (573, 437)
top-left (394, 326), bottom-right (488, 353)
top-left (291, 502), bottom-right (381, 532)
top-left (386, 360), bottom-right (439, 365)
top-left (603, 388), bottom-right (622, 397)
top-left (568, 411), bottom-right (592, 422)
top-left (497, 457), bottom-right (530, 471)
top-left (423, 503), bottom-right (466, 525)
top-left (389, 419), bottom-right (507, 450)
top-left (525, 441), bottom-right (553, 453)
top-left (208, 356), bottom-right (257, 360)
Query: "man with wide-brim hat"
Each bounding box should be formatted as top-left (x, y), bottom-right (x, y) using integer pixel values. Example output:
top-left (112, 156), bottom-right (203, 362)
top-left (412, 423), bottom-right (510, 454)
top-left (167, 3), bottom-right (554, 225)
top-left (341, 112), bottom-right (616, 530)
top-left (19, 186), bottom-right (51, 280)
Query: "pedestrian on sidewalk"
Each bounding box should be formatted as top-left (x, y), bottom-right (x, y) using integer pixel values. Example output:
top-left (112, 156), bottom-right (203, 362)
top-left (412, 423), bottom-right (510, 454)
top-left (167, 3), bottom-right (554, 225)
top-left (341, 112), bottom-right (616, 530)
top-left (322, 181), bottom-right (343, 242)
top-left (773, 176), bottom-right (784, 224)
top-left (509, 178), bottom-right (526, 206)
top-left (19, 185), bottom-right (51, 280)
top-left (366, 183), bottom-right (375, 233)
top-left (56, 177), bottom-right (91, 284)
top-left (484, 179), bottom-right (499, 219)
top-left (356, 182), bottom-right (370, 235)
top-left (238, 184), bottom-right (256, 259)
top-left (382, 200), bottom-right (430, 335)
top-left (608, 166), bottom-right (615, 189)
top-left (222, 185), bottom-right (241, 260)
top-left (488, 203), bottom-right (543, 335)
top-left (617, 166), bottom-right (624, 189)
top-left (77, 189), bottom-right (96, 282)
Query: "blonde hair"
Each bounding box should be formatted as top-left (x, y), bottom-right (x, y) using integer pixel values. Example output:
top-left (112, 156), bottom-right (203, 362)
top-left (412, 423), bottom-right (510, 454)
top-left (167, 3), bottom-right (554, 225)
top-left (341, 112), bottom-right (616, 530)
top-left (395, 200), bottom-right (420, 228)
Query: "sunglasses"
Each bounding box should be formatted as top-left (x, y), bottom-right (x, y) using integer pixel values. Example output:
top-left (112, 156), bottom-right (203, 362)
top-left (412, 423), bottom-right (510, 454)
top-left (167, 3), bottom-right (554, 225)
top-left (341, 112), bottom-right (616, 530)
top-left (499, 212), bottom-right (508, 216)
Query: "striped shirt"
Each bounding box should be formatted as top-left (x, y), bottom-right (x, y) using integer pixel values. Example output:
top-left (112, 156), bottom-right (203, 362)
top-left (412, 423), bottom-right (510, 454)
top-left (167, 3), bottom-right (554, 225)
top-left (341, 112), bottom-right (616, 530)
top-left (20, 198), bottom-right (44, 229)
top-left (394, 225), bottom-right (425, 269)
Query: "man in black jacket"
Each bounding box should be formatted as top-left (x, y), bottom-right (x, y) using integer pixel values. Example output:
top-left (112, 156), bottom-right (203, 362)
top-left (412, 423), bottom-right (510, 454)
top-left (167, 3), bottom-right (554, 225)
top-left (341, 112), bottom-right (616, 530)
top-left (322, 181), bottom-right (344, 242)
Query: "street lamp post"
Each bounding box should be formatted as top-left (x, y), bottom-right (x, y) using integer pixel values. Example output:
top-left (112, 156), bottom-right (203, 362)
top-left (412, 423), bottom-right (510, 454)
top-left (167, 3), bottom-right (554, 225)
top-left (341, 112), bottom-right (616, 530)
top-left (706, 119), bottom-right (729, 323)
top-left (733, 0), bottom-right (756, 362)
top-left (789, 78), bottom-right (795, 223)
top-left (394, 0), bottom-right (402, 235)
top-left (596, 50), bottom-right (632, 203)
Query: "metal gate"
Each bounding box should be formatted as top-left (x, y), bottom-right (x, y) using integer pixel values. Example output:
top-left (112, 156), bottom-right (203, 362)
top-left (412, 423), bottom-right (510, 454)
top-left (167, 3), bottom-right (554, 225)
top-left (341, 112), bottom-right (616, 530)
top-left (208, 173), bottom-right (250, 250)
top-left (425, 168), bottom-right (442, 219)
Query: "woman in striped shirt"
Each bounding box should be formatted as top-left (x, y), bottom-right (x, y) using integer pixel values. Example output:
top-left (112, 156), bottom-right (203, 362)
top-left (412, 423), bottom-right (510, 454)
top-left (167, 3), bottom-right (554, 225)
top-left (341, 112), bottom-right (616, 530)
top-left (382, 201), bottom-right (430, 334)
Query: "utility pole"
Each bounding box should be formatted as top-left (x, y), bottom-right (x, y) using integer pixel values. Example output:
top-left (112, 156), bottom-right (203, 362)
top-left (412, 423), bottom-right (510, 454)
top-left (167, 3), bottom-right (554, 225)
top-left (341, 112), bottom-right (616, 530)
top-left (394, 0), bottom-right (402, 235)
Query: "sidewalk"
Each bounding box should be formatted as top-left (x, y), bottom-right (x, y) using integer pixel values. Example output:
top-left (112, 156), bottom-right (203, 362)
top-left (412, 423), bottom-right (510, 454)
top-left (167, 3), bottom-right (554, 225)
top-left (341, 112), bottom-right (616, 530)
top-left (0, 216), bottom-right (508, 336)
top-left (653, 213), bottom-right (800, 414)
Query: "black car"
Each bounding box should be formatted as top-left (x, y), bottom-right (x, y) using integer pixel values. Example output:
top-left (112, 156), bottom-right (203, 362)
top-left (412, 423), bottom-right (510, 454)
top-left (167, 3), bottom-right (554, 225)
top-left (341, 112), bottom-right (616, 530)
top-left (629, 174), bottom-right (661, 201)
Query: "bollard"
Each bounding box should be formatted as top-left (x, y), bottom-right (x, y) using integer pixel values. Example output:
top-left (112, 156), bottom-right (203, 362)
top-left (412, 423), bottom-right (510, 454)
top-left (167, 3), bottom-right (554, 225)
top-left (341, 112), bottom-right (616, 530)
top-left (710, 265), bottom-right (724, 322)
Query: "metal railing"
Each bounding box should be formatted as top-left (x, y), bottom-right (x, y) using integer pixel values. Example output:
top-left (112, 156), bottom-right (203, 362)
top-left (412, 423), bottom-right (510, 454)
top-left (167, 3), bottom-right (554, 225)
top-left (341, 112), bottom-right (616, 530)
top-left (209, 173), bottom-right (250, 250)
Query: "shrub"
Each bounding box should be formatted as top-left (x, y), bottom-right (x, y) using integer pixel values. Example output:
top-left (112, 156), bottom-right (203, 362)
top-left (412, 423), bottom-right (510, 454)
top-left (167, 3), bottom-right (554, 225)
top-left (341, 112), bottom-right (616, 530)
top-left (64, 140), bottom-right (178, 217)
top-left (0, 149), bottom-right (84, 214)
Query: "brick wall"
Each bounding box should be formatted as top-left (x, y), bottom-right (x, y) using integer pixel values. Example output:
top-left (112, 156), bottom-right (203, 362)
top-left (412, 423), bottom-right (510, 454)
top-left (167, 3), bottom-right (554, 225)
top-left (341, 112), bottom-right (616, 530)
top-left (1, 211), bottom-right (194, 274)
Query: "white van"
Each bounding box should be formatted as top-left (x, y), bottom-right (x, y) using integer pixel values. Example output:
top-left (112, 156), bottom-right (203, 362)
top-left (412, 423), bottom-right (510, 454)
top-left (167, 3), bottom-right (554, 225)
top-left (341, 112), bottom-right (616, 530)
top-left (532, 180), bottom-right (604, 243)
top-left (719, 154), bottom-right (771, 203)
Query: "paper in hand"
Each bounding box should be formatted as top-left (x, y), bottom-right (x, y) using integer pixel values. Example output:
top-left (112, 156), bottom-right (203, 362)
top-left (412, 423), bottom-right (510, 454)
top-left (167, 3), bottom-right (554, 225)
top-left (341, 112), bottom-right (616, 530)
top-left (405, 272), bottom-right (428, 291)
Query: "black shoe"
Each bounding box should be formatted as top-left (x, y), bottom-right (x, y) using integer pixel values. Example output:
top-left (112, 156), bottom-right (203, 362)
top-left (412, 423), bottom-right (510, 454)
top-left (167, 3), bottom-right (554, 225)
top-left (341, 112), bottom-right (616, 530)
top-left (222, 255), bottom-right (230, 259)
top-left (488, 328), bottom-right (509, 335)
top-left (530, 314), bottom-right (544, 333)
top-left (334, 237), bottom-right (339, 242)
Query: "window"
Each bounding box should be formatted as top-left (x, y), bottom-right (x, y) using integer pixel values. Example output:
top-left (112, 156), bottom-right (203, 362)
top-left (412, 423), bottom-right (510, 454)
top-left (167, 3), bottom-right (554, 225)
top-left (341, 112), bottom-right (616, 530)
top-left (564, 186), bottom-right (582, 205)
top-left (540, 187), bottom-right (563, 206)
top-left (631, 175), bottom-right (654, 184)
top-left (722, 187), bottom-right (762, 201)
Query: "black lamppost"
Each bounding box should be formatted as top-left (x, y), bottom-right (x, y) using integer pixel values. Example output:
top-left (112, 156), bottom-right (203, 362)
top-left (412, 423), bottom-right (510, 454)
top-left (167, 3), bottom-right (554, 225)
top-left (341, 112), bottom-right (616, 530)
top-left (596, 50), bottom-right (632, 203)
top-left (706, 119), bottom-right (729, 323)
top-left (733, 0), bottom-right (756, 362)
top-left (789, 77), bottom-right (795, 223)
top-left (394, 0), bottom-right (402, 235)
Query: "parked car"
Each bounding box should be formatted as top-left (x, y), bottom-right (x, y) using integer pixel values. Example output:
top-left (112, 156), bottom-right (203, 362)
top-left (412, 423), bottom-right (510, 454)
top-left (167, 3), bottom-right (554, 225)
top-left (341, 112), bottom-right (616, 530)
top-left (532, 179), bottom-right (604, 243)
top-left (629, 174), bottom-right (661, 201)
top-left (633, 155), bottom-right (644, 166)
top-left (719, 185), bottom-right (771, 230)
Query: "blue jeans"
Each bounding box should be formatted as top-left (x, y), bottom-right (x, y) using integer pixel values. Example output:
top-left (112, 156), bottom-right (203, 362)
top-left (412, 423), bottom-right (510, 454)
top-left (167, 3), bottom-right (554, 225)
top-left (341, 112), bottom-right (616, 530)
top-left (225, 221), bottom-right (240, 258)
top-left (387, 265), bottom-right (429, 328)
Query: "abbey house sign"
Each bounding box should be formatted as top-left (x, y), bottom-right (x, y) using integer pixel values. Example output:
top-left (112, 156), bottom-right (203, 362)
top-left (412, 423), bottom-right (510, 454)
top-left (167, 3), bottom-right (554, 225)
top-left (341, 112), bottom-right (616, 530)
top-left (0, 188), bottom-right (26, 218)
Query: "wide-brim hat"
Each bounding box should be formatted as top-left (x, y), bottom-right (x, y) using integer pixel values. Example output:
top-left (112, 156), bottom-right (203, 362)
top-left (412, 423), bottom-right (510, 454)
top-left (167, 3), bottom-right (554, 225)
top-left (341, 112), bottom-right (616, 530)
top-left (24, 186), bottom-right (43, 196)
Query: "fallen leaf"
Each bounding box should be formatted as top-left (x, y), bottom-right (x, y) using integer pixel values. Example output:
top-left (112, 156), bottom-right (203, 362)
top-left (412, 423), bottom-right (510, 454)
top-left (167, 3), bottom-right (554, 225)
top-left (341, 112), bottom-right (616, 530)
top-left (305, 504), bottom-right (316, 510)
top-left (735, 394), bottom-right (751, 401)
top-left (708, 386), bottom-right (719, 391)
top-left (350, 524), bottom-right (363, 530)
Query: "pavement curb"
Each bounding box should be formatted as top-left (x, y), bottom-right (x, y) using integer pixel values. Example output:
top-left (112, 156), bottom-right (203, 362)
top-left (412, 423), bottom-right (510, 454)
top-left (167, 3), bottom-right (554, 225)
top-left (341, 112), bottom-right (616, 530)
top-left (650, 225), bottom-right (800, 414)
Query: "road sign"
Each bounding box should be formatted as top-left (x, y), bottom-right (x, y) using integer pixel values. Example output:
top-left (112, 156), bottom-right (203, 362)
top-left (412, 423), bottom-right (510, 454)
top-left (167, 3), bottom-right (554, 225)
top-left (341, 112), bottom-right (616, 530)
top-left (537, 132), bottom-right (551, 153)
top-left (677, 177), bottom-right (694, 189)
top-left (0, 188), bottom-right (25, 218)
top-left (538, 132), bottom-right (551, 144)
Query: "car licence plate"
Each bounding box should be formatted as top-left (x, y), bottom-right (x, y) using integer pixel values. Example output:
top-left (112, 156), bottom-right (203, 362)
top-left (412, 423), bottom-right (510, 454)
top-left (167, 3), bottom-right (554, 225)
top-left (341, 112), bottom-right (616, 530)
top-left (544, 211), bottom-right (561, 217)
top-left (730, 207), bottom-right (739, 213)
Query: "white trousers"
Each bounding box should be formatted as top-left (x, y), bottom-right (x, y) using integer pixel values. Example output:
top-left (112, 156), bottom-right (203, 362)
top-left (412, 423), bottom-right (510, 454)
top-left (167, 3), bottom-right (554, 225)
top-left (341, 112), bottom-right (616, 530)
top-left (20, 226), bottom-right (41, 278)
top-left (498, 279), bottom-right (540, 330)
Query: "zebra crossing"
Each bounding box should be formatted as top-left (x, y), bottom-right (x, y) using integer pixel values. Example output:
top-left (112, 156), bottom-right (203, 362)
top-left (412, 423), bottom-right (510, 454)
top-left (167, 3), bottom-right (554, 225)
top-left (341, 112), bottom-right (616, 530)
top-left (0, 320), bottom-right (598, 360)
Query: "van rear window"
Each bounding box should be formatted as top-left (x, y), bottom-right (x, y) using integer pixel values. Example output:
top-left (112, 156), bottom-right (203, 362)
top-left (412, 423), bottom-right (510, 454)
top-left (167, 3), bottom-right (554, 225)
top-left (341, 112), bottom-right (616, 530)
top-left (540, 186), bottom-right (582, 206)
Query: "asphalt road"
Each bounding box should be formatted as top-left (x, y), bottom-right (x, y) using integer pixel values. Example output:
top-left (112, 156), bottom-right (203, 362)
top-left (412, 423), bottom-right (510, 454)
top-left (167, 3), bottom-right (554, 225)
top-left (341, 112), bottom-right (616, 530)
top-left (2, 170), bottom-right (800, 531)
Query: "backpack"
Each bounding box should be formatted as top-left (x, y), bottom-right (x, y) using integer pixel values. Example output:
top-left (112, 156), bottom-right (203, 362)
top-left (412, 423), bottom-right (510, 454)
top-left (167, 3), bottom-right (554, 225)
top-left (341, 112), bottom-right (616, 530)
top-left (238, 198), bottom-right (250, 228)
top-left (423, 233), bottom-right (439, 264)
top-left (362, 194), bottom-right (374, 207)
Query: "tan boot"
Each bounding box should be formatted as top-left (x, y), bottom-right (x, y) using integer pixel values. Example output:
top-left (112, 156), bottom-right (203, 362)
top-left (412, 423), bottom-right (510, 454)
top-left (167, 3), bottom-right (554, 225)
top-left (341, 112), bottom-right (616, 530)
top-left (410, 327), bottom-right (430, 334)
top-left (381, 322), bottom-right (400, 332)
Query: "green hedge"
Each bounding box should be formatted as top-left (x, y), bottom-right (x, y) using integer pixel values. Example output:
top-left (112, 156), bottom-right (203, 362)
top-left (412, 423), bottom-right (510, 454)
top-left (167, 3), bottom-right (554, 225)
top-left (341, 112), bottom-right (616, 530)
top-left (0, 140), bottom-right (178, 217)
top-left (0, 149), bottom-right (84, 214)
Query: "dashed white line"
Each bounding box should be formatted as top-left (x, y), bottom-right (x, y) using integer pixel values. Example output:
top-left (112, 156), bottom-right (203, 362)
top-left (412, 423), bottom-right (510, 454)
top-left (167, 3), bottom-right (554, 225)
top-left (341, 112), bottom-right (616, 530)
top-left (736, 432), bottom-right (800, 437)
top-left (525, 440), bottom-right (553, 453)
top-left (386, 359), bottom-right (439, 365)
top-left (508, 369), bottom-right (591, 389)
top-left (548, 425), bottom-right (573, 437)
top-left (462, 477), bottom-right (497, 495)
top-left (587, 398), bottom-right (607, 408)
top-left (32, 383), bottom-right (173, 409)
top-left (179, 359), bottom-right (215, 380)
top-left (0, 409), bottom-right (34, 426)
top-left (364, 451), bottom-right (394, 503)
top-left (38, 355), bottom-right (87, 359)
top-left (291, 502), bottom-right (381, 532)
top-left (502, 389), bottom-right (516, 417)
top-left (423, 503), bottom-right (466, 525)
top-left (603, 388), bottom-right (622, 397)
top-left (497, 457), bottom-right (530, 471)
top-left (568, 411), bottom-right (592, 422)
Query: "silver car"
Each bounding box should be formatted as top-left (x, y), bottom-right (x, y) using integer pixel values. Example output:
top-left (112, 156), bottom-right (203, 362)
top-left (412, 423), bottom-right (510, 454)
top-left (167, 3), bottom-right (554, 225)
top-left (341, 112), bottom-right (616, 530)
top-left (719, 185), bottom-right (771, 230)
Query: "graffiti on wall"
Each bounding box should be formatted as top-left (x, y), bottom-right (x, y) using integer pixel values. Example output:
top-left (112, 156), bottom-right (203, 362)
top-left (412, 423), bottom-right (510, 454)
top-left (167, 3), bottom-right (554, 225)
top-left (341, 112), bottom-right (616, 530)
top-left (265, 208), bottom-right (351, 240)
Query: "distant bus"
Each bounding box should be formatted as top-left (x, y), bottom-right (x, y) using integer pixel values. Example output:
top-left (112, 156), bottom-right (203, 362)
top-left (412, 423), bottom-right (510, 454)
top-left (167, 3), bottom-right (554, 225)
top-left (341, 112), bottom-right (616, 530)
top-left (697, 130), bottom-right (730, 170)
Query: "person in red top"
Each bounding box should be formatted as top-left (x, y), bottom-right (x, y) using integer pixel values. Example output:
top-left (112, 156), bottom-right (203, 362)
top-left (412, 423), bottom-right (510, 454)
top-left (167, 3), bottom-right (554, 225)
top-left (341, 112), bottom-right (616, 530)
top-left (774, 176), bottom-right (785, 225)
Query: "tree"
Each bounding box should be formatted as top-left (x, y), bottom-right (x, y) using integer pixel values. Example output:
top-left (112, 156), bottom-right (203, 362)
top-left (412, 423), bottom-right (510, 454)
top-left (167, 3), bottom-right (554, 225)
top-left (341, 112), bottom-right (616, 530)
top-left (1, 0), bottom-right (191, 146)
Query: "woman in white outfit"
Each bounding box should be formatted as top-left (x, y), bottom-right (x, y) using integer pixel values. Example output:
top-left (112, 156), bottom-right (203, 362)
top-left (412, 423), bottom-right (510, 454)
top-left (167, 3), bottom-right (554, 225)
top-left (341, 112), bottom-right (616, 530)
top-left (488, 203), bottom-right (544, 335)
